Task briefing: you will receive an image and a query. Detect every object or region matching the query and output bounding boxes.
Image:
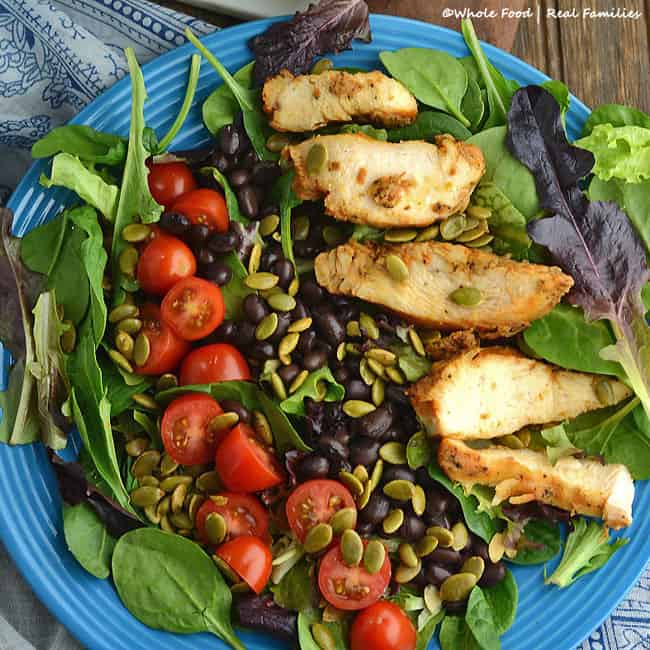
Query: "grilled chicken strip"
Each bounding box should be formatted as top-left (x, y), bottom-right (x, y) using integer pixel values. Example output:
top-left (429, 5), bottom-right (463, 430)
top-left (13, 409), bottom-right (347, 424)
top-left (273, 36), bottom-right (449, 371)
top-left (315, 240), bottom-right (573, 337)
top-left (438, 438), bottom-right (634, 529)
top-left (285, 134), bottom-right (485, 228)
top-left (409, 347), bottom-right (632, 439)
top-left (262, 70), bottom-right (418, 132)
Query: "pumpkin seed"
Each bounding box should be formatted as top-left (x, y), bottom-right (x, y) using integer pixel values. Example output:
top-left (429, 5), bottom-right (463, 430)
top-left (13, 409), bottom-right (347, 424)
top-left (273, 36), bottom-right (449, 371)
top-left (293, 215), bottom-right (310, 240)
top-left (399, 543), bottom-right (418, 568)
top-left (408, 328), bottom-right (426, 356)
top-left (357, 480), bottom-right (372, 509)
top-left (366, 358), bottom-right (386, 379)
top-left (289, 369), bottom-right (309, 394)
top-left (383, 479), bottom-right (416, 501)
top-left (456, 220), bottom-right (489, 243)
top-left (359, 313), bottom-right (379, 340)
top-left (159, 454), bottom-right (179, 477)
top-left (595, 378), bottom-right (615, 405)
top-left (395, 559), bottom-right (421, 584)
top-left (415, 535), bottom-right (438, 557)
top-left (144, 504), bottom-right (161, 524)
top-left (160, 515), bottom-right (175, 534)
top-left (311, 622), bottom-right (335, 650)
top-left (132, 392), bottom-right (158, 410)
top-left (488, 532), bottom-right (505, 563)
top-left (415, 223), bottom-right (439, 242)
top-left (157, 495), bottom-right (171, 517)
top-left (322, 604), bottom-right (346, 623)
top-left (335, 342), bottom-right (347, 362)
top-left (187, 493), bottom-right (205, 523)
top-left (307, 143), bottom-right (328, 175)
top-left (213, 554), bottom-right (240, 583)
top-left (256, 312), bottom-right (278, 340)
top-left (160, 475), bottom-right (193, 492)
top-left (466, 205), bottom-right (492, 220)
top-left (108, 348), bottom-right (133, 373)
top-left (314, 380), bottom-right (327, 402)
top-left (339, 471), bottom-right (364, 497)
top-left (246, 272), bottom-right (279, 291)
top-left (384, 228), bottom-right (417, 243)
top-left (270, 292), bottom-right (297, 314)
top-left (60, 321), bottom-right (77, 353)
top-left (125, 437), bottom-right (149, 457)
top-left (279, 333), bottom-right (300, 358)
top-left (248, 242), bottom-right (262, 274)
top-left (427, 526), bottom-right (454, 548)
top-left (139, 475), bottom-right (159, 488)
top-left (440, 572), bottom-right (477, 602)
top-left (379, 442), bottom-right (407, 464)
top-left (205, 512), bottom-right (228, 545)
top-left (288, 317), bottom-right (312, 333)
top-left (266, 132), bottom-right (292, 152)
top-left (304, 522), bottom-right (333, 554)
top-left (517, 428), bottom-right (532, 447)
top-left (171, 483), bottom-right (188, 514)
top-left (209, 412), bottom-right (240, 433)
top-left (440, 214), bottom-right (466, 240)
top-left (353, 465), bottom-right (368, 483)
top-left (270, 372), bottom-right (287, 400)
top-left (230, 581), bottom-right (249, 593)
top-left (252, 410), bottom-right (274, 445)
top-left (184, 463), bottom-right (210, 478)
top-left (365, 348), bottom-right (396, 366)
top-left (385, 254), bottom-right (409, 282)
top-left (260, 213), bottom-right (280, 237)
top-left (466, 233), bottom-right (494, 248)
top-left (122, 223), bottom-right (152, 243)
top-left (359, 359), bottom-right (376, 386)
top-left (369, 459), bottom-right (384, 491)
top-left (116, 317), bottom-right (142, 334)
top-left (451, 522), bottom-right (469, 551)
top-left (461, 556), bottom-right (485, 580)
top-left (130, 486), bottom-right (165, 508)
top-left (211, 495), bottom-right (229, 507)
top-left (342, 400), bottom-right (376, 418)
top-left (463, 216), bottom-right (480, 230)
top-left (196, 471), bottom-right (222, 494)
top-left (108, 303), bottom-right (139, 324)
top-left (311, 58), bottom-right (333, 74)
top-left (411, 484), bottom-right (426, 516)
top-left (170, 511), bottom-right (193, 529)
top-left (385, 366), bottom-right (405, 384)
top-left (330, 507), bottom-right (357, 535)
top-left (131, 450), bottom-right (161, 478)
top-left (341, 529), bottom-right (363, 567)
top-left (363, 540), bottom-right (386, 574)
top-left (449, 287), bottom-right (483, 306)
top-left (369, 378), bottom-right (383, 408)
top-left (382, 508), bottom-right (404, 534)
top-left (424, 584), bottom-right (443, 615)
top-left (323, 225), bottom-right (345, 247)
top-left (119, 245), bottom-right (139, 276)
top-left (498, 434), bottom-right (525, 449)
top-left (346, 320), bottom-right (361, 337)
top-left (133, 333), bottom-right (151, 367)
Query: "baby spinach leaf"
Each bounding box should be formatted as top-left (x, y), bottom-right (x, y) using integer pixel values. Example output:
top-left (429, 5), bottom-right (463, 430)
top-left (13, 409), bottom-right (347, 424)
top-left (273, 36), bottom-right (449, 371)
top-left (63, 502), bottom-right (115, 579)
top-left (465, 587), bottom-right (501, 650)
top-left (541, 80), bottom-right (570, 122)
top-left (274, 171), bottom-right (302, 267)
top-left (298, 610), bottom-right (347, 650)
top-left (201, 166), bottom-right (247, 224)
top-left (258, 391), bottom-right (311, 453)
top-left (20, 212), bottom-right (67, 277)
top-left (112, 528), bottom-right (244, 650)
top-left (508, 519), bottom-right (562, 565)
top-left (583, 103), bottom-right (650, 136)
top-left (462, 78), bottom-right (485, 131)
top-left (279, 366), bottom-right (345, 416)
top-left (202, 63), bottom-right (254, 135)
top-left (439, 616), bottom-right (481, 650)
top-left (380, 48), bottom-right (470, 126)
top-left (221, 251), bottom-right (253, 320)
top-left (270, 558), bottom-right (318, 611)
top-left (416, 610), bottom-right (445, 650)
top-left (339, 124), bottom-right (388, 140)
top-left (387, 111), bottom-right (471, 142)
top-left (480, 570), bottom-right (518, 635)
top-left (406, 431), bottom-right (432, 470)
top-left (31, 125), bottom-right (126, 165)
top-left (100, 353), bottom-right (151, 417)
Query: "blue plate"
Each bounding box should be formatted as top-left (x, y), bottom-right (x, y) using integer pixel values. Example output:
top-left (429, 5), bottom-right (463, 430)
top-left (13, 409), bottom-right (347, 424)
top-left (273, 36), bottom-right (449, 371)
top-left (1, 15), bottom-right (646, 650)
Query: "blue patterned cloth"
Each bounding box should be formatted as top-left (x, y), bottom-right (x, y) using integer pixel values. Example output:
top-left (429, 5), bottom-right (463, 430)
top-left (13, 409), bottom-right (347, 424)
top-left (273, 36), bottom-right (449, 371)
top-left (0, 1), bottom-right (648, 648)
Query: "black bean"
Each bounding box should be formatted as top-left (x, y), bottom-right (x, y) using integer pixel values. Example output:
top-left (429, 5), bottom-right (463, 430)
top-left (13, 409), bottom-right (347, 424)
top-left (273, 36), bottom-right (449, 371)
top-left (471, 536), bottom-right (490, 562)
top-left (318, 435), bottom-right (349, 460)
top-left (252, 161), bottom-right (281, 185)
top-left (296, 454), bottom-right (330, 482)
top-left (188, 223), bottom-right (210, 248)
top-left (212, 152), bottom-right (231, 173)
top-left (270, 312), bottom-right (291, 342)
top-left (277, 363), bottom-right (301, 385)
top-left (220, 400), bottom-right (251, 424)
top-left (425, 489), bottom-right (454, 518)
top-left (428, 547), bottom-right (462, 567)
top-left (296, 330), bottom-right (316, 354)
top-left (294, 239), bottom-right (321, 259)
top-left (290, 299), bottom-right (310, 322)
top-left (397, 515), bottom-right (426, 541)
top-left (313, 312), bottom-right (345, 346)
top-left (423, 564), bottom-right (453, 587)
top-left (349, 438), bottom-right (380, 467)
top-left (299, 279), bottom-right (323, 306)
top-left (160, 212), bottom-right (190, 236)
top-left (478, 561), bottom-right (506, 588)
top-left (208, 229), bottom-right (240, 254)
top-left (380, 427), bottom-right (404, 442)
top-left (237, 185), bottom-right (259, 219)
top-left (219, 124), bottom-right (240, 155)
top-left (385, 384), bottom-right (409, 406)
top-left (239, 149), bottom-right (258, 169)
top-left (357, 405), bottom-right (393, 439)
top-left (244, 294), bottom-right (270, 324)
top-left (249, 340), bottom-right (275, 360)
top-left (375, 313), bottom-right (396, 335)
top-left (197, 248), bottom-right (216, 266)
top-left (259, 203), bottom-right (280, 218)
top-left (228, 168), bottom-right (251, 188)
top-left (359, 493), bottom-right (390, 525)
top-left (334, 426), bottom-right (351, 447)
top-left (444, 600), bottom-right (467, 616)
top-left (382, 465), bottom-right (416, 484)
top-left (423, 511), bottom-right (451, 530)
top-left (212, 320), bottom-right (237, 343)
top-left (303, 347), bottom-right (328, 371)
top-left (201, 261), bottom-right (232, 286)
top-left (328, 456), bottom-right (352, 477)
top-left (356, 521), bottom-right (376, 537)
top-left (259, 245), bottom-right (282, 271)
top-left (333, 365), bottom-right (350, 385)
top-left (236, 321), bottom-right (256, 347)
top-left (272, 259), bottom-right (294, 290)
top-left (415, 467), bottom-right (437, 490)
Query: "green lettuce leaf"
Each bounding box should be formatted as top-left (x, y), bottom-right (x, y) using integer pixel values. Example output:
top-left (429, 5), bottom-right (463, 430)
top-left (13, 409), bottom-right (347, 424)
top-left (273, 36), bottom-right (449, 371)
top-left (279, 366), bottom-right (345, 416)
top-left (31, 125), bottom-right (126, 165)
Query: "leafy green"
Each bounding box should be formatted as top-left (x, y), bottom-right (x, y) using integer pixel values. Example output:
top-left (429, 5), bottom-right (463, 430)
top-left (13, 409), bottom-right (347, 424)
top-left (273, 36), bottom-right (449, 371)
top-left (439, 616), bottom-right (480, 650)
top-left (462, 78), bottom-right (485, 131)
top-left (390, 342), bottom-right (432, 382)
top-left (276, 171), bottom-right (302, 267)
top-left (112, 528), bottom-right (244, 649)
top-left (297, 610), bottom-right (347, 650)
top-left (202, 63), bottom-right (254, 135)
top-left (270, 558), bottom-right (318, 611)
top-left (201, 166), bottom-right (247, 224)
top-left (480, 570), bottom-right (518, 635)
top-left (583, 103), bottom-right (650, 136)
top-left (110, 48), bottom-right (163, 305)
top-left (508, 519), bottom-right (562, 565)
top-left (541, 424), bottom-right (580, 464)
top-left (0, 360), bottom-right (39, 445)
top-left (63, 502), bottom-right (116, 579)
top-left (379, 48), bottom-right (470, 127)
top-left (279, 366), bottom-right (344, 416)
top-left (416, 610), bottom-right (445, 650)
top-left (350, 224), bottom-right (385, 242)
top-left (406, 431), bottom-right (432, 470)
top-left (100, 353), bottom-right (151, 417)
top-left (387, 111), bottom-right (472, 142)
top-left (339, 124), bottom-right (388, 140)
top-left (466, 127), bottom-right (539, 219)
top-left (541, 80), bottom-right (570, 122)
top-left (465, 587), bottom-right (500, 650)
top-left (546, 518), bottom-right (628, 588)
top-left (576, 124), bottom-right (650, 182)
top-left (258, 391), bottom-right (311, 453)
top-left (31, 125), bottom-right (126, 165)
top-left (221, 251), bottom-right (253, 320)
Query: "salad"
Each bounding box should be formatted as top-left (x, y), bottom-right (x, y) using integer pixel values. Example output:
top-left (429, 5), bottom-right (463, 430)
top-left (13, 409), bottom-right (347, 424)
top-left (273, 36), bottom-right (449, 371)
top-left (1, 1), bottom-right (650, 649)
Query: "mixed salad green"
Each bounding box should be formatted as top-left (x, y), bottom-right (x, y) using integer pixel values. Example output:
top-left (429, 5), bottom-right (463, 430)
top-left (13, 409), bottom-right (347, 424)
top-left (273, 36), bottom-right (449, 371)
top-left (1, 2), bottom-right (650, 649)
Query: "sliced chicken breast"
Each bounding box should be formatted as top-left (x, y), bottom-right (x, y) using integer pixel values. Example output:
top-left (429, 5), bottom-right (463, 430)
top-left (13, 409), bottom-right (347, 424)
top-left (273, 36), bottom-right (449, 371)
top-left (285, 134), bottom-right (485, 228)
top-left (262, 70), bottom-right (418, 132)
top-left (438, 438), bottom-right (634, 529)
top-left (409, 347), bottom-right (632, 439)
top-left (315, 241), bottom-right (573, 337)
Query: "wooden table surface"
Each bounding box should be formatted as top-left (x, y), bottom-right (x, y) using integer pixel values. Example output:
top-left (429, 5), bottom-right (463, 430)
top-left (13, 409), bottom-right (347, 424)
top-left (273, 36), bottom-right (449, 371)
top-left (159, 0), bottom-right (650, 112)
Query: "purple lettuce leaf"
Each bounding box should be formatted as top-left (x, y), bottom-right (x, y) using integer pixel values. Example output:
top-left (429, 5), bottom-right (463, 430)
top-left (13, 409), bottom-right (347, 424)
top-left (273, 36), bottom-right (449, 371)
top-left (249, 0), bottom-right (371, 86)
top-left (507, 86), bottom-right (650, 418)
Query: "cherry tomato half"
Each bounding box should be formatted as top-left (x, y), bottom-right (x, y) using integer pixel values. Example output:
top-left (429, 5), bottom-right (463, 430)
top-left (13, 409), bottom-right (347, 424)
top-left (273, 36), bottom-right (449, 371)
top-left (147, 161), bottom-right (198, 209)
top-left (161, 277), bottom-right (225, 341)
top-left (134, 304), bottom-right (189, 376)
top-left (171, 188), bottom-right (229, 232)
top-left (179, 343), bottom-right (251, 385)
top-left (215, 535), bottom-right (272, 594)
top-left (318, 540), bottom-right (391, 611)
top-left (137, 233), bottom-right (196, 296)
top-left (160, 393), bottom-right (224, 465)
top-left (195, 493), bottom-right (269, 545)
top-left (350, 601), bottom-right (417, 650)
top-left (286, 480), bottom-right (356, 542)
top-left (215, 423), bottom-right (285, 493)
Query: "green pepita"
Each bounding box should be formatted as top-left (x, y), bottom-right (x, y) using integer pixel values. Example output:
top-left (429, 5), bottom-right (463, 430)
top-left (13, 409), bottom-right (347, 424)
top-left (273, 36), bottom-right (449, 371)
top-left (268, 292), bottom-right (297, 312)
top-left (323, 225), bottom-right (345, 247)
top-left (366, 348), bottom-right (396, 366)
top-left (144, 504), bottom-right (161, 524)
top-left (252, 410), bottom-right (274, 445)
top-left (466, 205), bottom-right (492, 220)
top-left (306, 143), bottom-right (328, 175)
top-left (108, 348), bottom-right (133, 373)
top-left (205, 512), bottom-right (228, 545)
top-left (271, 372), bottom-right (287, 400)
top-left (517, 428), bottom-right (532, 447)
top-left (155, 373), bottom-right (178, 392)
top-left (266, 132), bottom-right (292, 153)
top-left (132, 392), bottom-right (158, 410)
top-left (369, 459), bottom-right (384, 491)
top-left (60, 321), bottom-right (77, 353)
top-left (122, 223), bottom-right (152, 243)
top-left (461, 556), bottom-right (485, 580)
top-left (423, 585), bottom-right (442, 615)
top-left (196, 471), bottom-right (222, 494)
top-left (449, 287), bottom-right (483, 307)
top-left (342, 400), bottom-right (376, 418)
top-left (279, 332), bottom-right (300, 357)
top-left (209, 412), bottom-right (240, 433)
top-left (159, 514), bottom-right (175, 534)
top-left (488, 532), bottom-right (505, 563)
top-left (439, 214), bottom-right (466, 240)
top-left (408, 328), bottom-right (426, 356)
top-left (170, 511), bottom-right (193, 530)
top-left (379, 442), bottom-right (407, 465)
top-left (336, 342), bottom-right (347, 362)
top-left (451, 522), bottom-right (469, 551)
top-left (131, 450), bottom-right (161, 478)
top-left (139, 475), bottom-right (159, 488)
top-left (440, 572), bottom-right (477, 602)
top-left (411, 484), bottom-right (426, 516)
top-left (116, 317), bottom-right (142, 334)
top-left (119, 245), bottom-right (139, 276)
top-left (357, 480), bottom-right (372, 509)
top-left (366, 357), bottom-right (386, 379)
top-left (339, 471), bottom-right (364, 497)
top-left (385, 254), bottom-right (409, 282)
top-left (256, 312), bottom-right (279, 340)
top-left (230, 581), bottom-right (250, 593)
top-left (398, 543), bottom-right (418, 568)
top-left (330, 507), bottom-right (357, 535)
top-left (385, 366), bottom-right (405, 385)
top-left (383, 479), bottom-right (416, 501)
top-left (289, 369), bottom-right (309, 394)
top-left (341, 529), bottom-right (364, 567)
top-left (427, 526), bottom-right (454, 548)
top-left (304, 522), bottom-right (333, 554)
top-left (346, 320), bottom-right (361, 338)
top-left (394, 559), bottom-right (421, 584)
top-left (359, 313), bottom-right (379, 340)
top-left (322, 604), bottom-right (346, 623)
top-left (288, 317), bottom-right (312, 333)
top-left (371, 377), bottom-right (385, 406)
top-left (415, 535), bottom-right (438, 557)
top-left (456, 221), bottom-right (489, 243)
top-left (187, 493), bottom-right (205, 523)
top-left (595, 378), bottom-right (615, 405)
top-left (498, 434), bottom-right (525, 449)
top-left (171, 483), bottom-right (188, 514)
top-left (311, 622), bottom-right (335, 650)
top-left (359, 359), bottom-right (376, 386)
top-left (157, 495), bottom-right (171, 518)
top-left (415, 223), bottom-right (439, 242)
top-left (159, 475), bottom-right (193, 492)
top-left (363, 540), bottom-right (386, 574)
top-left (246, 272), bottom-right (279, 291)
top-left (311, 58), bottom-right (333, 74)
top-left (384, 228), bottom-right (417, 243)
top-left (133, 333), bottom-right (151, 367)
top-left (293, 215), bottom-right (310, 241)
top-left (130, 486), bottom-right (165, 508)
top-left (259, 213), bottom-right (280, 237)
top-left (248, 242), bottom-right (262, 274)
top-left (159, 454), bottom-right (179, 477)
top-left (288, 276), bottom-right (300, 297)
top-left (382, 508), bottom-right (404, 534)
top-left (125, 437), bottom-right (149, 457)
top-left (213, 554), bottom-right (240, 582)
top-left (466, 233), bottom-right (494, 248)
